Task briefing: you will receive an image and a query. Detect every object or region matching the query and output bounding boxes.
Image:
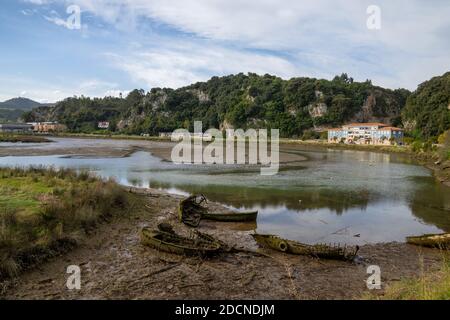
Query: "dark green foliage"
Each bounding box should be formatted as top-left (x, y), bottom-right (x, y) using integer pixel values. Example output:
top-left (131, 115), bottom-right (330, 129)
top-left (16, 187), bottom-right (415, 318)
top-left (0, 109), bottom-right (24, 122)
top-left (0, 97), bottom-right (41, 110)
top-left (25, 73), bottom-right (410, 137)
top-left (402, 72), bottom-right (450, 139)
top-left (0, 97), bottom-right (45, 122)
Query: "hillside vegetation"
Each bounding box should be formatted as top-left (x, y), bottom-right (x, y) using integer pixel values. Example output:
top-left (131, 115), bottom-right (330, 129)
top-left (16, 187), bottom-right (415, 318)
top-left (23, 73), bottom-right (409, 138)
top-left (22, 72), bottom-right (449, 140)
top-left (0, 98), bottom-right (42, 110)
top-left (402, 72), bottom-right (450, 139)
top-left (0, 97), bottom-right (44, 122)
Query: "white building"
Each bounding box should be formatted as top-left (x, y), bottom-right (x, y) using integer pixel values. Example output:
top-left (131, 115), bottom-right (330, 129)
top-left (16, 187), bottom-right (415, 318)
top-left (98, 121), bottom-right (110, 129)
top-left (328, 123), bottom-right (404, 145)
top-left (160, 131), bottom-right (213, 141)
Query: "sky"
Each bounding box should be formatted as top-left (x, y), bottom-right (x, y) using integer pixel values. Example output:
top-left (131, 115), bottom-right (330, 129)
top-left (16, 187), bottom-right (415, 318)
top-left (0, 0), bottom-right (449, 103)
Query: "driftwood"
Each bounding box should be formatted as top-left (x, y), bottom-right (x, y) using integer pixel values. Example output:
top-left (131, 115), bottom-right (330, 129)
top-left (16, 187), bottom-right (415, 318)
top-left (137, 263), bottom-right (181, 280)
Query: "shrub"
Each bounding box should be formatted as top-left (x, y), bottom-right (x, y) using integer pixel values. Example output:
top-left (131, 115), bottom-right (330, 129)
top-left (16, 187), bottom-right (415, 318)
top-left (0, 167), bottom-right (130, 280)
top-left (411, 141), bottom-right (423, 153)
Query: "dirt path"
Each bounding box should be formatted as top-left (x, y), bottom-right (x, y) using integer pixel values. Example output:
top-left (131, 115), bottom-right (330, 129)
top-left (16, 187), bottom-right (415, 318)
top-left (1, 188), bottom-right (444, 300)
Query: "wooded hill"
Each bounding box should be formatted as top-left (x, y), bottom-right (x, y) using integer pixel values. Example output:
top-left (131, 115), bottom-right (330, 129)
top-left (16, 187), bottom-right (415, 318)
top-left (22, 72), bottom-right (449, 139)
top-left (0, 97), bottom-right (43, 122)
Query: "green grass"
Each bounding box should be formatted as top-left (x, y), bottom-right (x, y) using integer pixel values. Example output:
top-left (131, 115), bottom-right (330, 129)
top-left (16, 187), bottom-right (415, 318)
top-left (0, 167), bottom-right (129, 279)
top-left (0, 174), bottom-right (82, 216)
top-left (369, 254), bottom-right (450, 300)
top-left (0, 134), bottom-right (51, 143)
top-left (52, 131), bottom-right (170, 142)
top-left (281, 138), bottom-right (411, 154)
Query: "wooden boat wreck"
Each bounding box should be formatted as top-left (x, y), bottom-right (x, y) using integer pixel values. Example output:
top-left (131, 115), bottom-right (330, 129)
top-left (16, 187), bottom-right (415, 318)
top-left (203, 210), bottom-right (258, 222)
top-left (178, 194), bottom-right (208, 227)
top-left (252, 234), bottom-right (359, 261)
top-left (178, 194), bottom-right (258, 226)
top-left (140, 227), bottom-right (222, 256)
top-left (406, 233), bottom-right (450, 249)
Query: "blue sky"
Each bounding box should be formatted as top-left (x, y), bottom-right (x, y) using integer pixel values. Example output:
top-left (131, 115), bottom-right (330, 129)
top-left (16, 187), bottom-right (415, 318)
top-left (0, 0), bottom-right (449, 103)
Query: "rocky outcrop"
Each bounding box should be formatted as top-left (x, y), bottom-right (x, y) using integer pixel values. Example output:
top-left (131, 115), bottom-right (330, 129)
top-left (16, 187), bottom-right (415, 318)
top-left (352, 91), bottom-right (402, 124)
top-left (116, 119), bottom-right (132, 130)
top-left (220, 120), bottom-right (234, 131)
top-left (144, 90), bottom-right (168, 111)
top-left (308, 102), bottom-right (328, 118)
top-left (187, 89), bottom-right (210, 103)
top-left (403, 119), bottom-right (417, 132)
top-left (287, 107), bottom-right (297, 116)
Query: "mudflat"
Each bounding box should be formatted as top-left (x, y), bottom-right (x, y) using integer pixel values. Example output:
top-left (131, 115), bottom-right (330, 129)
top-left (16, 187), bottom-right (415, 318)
top-left (1, 187), bottom-right (444, 299)
top-left (0, 137), bottom-right (307, 165)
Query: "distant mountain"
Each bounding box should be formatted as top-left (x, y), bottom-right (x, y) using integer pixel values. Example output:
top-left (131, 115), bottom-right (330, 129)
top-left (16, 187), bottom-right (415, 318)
top-left (0, 97), bottom-right (51, 122)
top-left (0, 97), bottom-right (42, 110)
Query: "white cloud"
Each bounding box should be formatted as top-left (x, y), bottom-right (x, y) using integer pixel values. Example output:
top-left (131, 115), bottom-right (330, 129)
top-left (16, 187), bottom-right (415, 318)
top-left (65, 0), bottom-right (449, 89)
top-left (23, 0), bottom-right (51, 4)
top-left (21, 9), bottom-right (34, 16)
top-left (44, 15), bottom-right (71, 28)
top-left (61, 0), bottom-right (449, 51)
top-left (0, 76), bottom-right (128, 103)
top-left (78, 79), bottom-right (118, 90)
top-left (21, 0), bottom-right (450, 90)
top-left (105, 43), bottom-right (308, 89)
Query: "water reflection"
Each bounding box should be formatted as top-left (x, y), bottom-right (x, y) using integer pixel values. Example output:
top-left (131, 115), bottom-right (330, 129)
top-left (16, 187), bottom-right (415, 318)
top-left (0, 145), bottom-right (449, 245)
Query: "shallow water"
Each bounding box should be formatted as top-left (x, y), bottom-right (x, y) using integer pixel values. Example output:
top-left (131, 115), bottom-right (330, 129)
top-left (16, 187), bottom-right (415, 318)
top-left (1, 138), bottom-right (449, 245)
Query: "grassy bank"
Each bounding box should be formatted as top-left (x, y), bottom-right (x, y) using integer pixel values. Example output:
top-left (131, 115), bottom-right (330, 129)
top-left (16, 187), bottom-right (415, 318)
top-left (0, 134), bottom-right (51, 143)
top-left (413, 131), bottom-right (450, 186)
top-left (375, 255), bottom-right (450, 300)
top-left (281, 138), bottom-right (410, 154)
top-left (0, 167), bottom-right (129, 279)
top-left (52, 131), bottom-right (170, 142)
top-left (283, 133), bottom-right (450, 186)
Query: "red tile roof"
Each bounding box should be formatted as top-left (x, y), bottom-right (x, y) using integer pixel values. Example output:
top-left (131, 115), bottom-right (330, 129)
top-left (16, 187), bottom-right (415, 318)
top-left (327, 123), bottom-right (404, 131)
top-left (344, 122), bottom-right (387, 127)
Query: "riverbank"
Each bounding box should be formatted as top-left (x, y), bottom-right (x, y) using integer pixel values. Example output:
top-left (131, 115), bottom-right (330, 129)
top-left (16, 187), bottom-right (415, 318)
top-left (0, 134), bottom-right (51, 143)
top-left (52, 132), bottom-right (170, 142)
top-left (1, 133), bottom-right (448, 186)
top-left (0, 136), bottom-right (307, 166)
top-left (373, 258), bottom-right (450, 300)
top-left (50, 133), bottom-right (450, 186)
top-left (0, 167), bottom-right (129, 281)
top-left (1, 184), bottom-right (447, 299)
top-left (54, 132), bottom-right (409, 154)
top-left (281, 138), bottom-right (450, 187)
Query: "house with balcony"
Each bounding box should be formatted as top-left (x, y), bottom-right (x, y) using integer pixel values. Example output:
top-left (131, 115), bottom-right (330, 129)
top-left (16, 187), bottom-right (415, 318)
top-left (328, 123), bottom-right (404, 145)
